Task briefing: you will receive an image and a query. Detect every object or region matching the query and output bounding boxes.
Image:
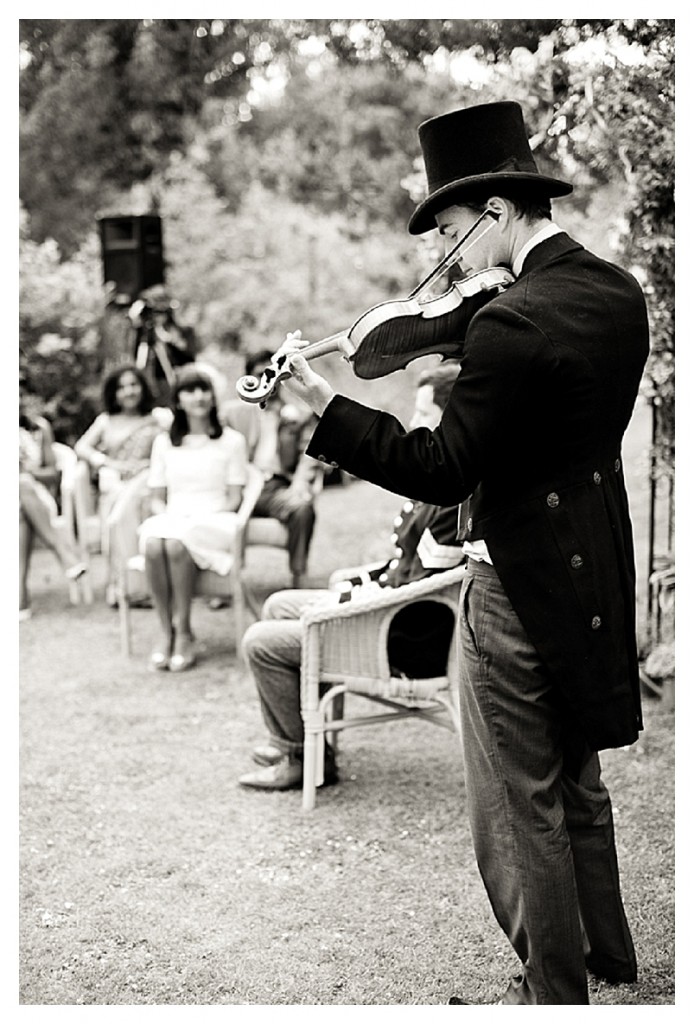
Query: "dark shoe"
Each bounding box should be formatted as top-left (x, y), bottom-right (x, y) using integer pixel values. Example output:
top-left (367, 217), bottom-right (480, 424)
top-left (322, 744), bottom-right (339, 785)
top-left (250, 741), bottom-right (337, 771)
top-left (252, 744), bottom-right (284, 767)
top-left (586, 959), bottom-right (637, 984)
top-left (449, 997), bottom-right (503, 1005)
top-left (239, 755), bottom-right (304, 790)
top-left (239, 749), bottom-right (338, 791)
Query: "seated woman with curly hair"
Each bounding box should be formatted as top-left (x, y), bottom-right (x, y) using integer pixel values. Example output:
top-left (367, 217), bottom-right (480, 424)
top-left (75, 364), bottom-right (167, 604)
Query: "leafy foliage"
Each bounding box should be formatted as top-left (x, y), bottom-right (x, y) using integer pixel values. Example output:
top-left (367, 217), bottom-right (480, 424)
top-left (19, 18), bottom-right (674, 475)
top-left (19, 209), bottom-right (104, 442)
top-left (551, 20), bottom-right (675, 477)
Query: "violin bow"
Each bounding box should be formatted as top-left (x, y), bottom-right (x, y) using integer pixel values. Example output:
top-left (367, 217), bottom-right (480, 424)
top-left (409, 209), bottom-right (499, 300)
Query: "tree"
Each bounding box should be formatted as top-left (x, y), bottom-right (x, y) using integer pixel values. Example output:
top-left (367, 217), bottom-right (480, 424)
top-left (204, 59), bottom-right (470, 229)
top-left (19, 207), bottom-right (104, 442)
top-left (19, 18), bottom-right (674, 475)
top-left (20, 19), bottom-right (283, 253)
top-left (552, 20), bottom-right (674, 479)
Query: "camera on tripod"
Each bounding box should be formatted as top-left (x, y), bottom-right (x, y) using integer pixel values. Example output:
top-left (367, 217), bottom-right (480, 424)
top-left (98, 215), bottom-right (195, 394)
top-left (129, 286), bottom-right (195, 388)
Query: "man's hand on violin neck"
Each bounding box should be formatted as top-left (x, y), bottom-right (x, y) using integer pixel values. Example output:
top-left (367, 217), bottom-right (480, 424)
top-left (278, 331), bottom-right (334, 416)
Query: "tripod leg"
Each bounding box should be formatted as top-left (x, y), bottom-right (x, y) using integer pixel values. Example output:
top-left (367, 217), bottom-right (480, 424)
top-left (151, 339), bottom-right (178, 388)
top-left (135, 339), bottom-right (150, 372)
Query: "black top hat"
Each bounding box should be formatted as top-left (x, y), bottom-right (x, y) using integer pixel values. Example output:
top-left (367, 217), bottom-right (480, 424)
top-left (408, 101), bottom-right (573, 235)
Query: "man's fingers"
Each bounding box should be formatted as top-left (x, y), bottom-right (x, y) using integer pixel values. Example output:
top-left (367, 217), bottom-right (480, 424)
top-left (288, 353), bottom-right (312, 382)
top-left (276, 331), bottom-right (309, 364)
top-left (280, 330), bottom-right (307, 351)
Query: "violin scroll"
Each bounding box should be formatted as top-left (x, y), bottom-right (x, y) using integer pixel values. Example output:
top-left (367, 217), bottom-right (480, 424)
top-left (235, 353), bottom-right (293, 405)
top-left (235, 373), bottom-right (270, 405)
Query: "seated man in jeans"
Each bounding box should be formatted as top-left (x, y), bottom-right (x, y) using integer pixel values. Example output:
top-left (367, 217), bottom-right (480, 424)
top-left (222, 350), bottom-right (323, 587)
top-left (238, 362), bottom-right (463, 791)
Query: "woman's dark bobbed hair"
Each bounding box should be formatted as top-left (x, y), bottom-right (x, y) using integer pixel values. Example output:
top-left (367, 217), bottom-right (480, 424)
top-left (170, 363), bottom-right (223, 446)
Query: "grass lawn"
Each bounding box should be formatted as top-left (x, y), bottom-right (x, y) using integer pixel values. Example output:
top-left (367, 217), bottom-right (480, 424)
top-left (18, 467), bottom-right (674, 1006)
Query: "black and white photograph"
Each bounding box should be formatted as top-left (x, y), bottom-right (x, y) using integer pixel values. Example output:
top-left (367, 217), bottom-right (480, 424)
top-left (16, 13), bottom-right (676, 1010)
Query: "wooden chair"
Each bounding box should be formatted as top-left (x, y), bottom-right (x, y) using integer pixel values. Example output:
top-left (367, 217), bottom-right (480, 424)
top-left (117, 464), bottom-right (266, 656)
top-left (299, 562), bottom-right (467, 811)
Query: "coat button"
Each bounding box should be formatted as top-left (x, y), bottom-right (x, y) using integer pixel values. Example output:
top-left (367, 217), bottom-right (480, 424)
top-left (379, 572), bottom-right (389, 583)
top-left (591, 616), bottom-right (602, 630)
top-left (329, 461), bottom-right (339, 469)
top-left (317, 454), bottom-right (326, 462)
top-left (389, 558), bottom-right (400, 570)
top-left (593, 471), bottom-right (602, 484)
top-left (467, 517), bottom-right (473, 531)
top-left (571, 554), bottom-right (584, 569)
top-left (614, 458), bottom-right (621, 472)
top-left (393, 515), bottom-right (403, 527)
top-left (547, 492), bottom-right (560, 508)
top-left (403, 501), bottom-right (414, 514)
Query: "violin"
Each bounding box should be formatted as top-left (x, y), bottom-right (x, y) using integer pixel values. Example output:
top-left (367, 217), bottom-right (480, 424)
top-left (236, 211), bottom-right (515, 405)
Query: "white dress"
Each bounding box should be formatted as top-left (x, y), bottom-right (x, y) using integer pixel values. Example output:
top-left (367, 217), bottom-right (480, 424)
top-left (138, 428), bottom-right (247, 576)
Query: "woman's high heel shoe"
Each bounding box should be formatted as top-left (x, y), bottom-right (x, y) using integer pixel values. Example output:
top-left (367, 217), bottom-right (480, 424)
top-left (149, 650), bottom-right (170, 671)
top-left (169, 652), bottom-right (196, 672)
top-left (65, 562), bottom-right (88, 581)
top-left (149, 634), bottom-right (173, 671)
top-left (169, 634), bottom-right (196, 672)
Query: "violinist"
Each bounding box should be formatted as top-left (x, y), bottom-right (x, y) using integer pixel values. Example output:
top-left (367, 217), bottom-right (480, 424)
top-left (271, 101), bottom-right (649, 1004)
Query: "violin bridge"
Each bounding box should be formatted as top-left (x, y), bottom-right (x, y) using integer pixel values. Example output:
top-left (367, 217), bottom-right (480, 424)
top-left (336, 334), bottom-right (357, 360)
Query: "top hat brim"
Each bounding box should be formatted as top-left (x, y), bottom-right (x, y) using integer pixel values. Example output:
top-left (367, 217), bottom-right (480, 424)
top-left (408, 171), bottom-right (573, 235)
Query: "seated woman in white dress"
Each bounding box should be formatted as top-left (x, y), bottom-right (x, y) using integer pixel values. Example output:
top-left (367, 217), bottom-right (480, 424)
top-left (138, 364), bottom-right (248, 672)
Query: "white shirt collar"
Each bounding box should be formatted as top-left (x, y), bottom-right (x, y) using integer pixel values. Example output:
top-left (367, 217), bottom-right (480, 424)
top-left (512, 223), bottom-right (563, 277)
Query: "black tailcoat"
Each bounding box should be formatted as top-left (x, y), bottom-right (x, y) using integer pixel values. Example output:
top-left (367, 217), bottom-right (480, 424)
top-left (307, 233), bottom-right (650, 750)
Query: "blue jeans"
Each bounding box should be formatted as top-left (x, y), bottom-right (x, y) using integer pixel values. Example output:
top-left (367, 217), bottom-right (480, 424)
top-left (241, 589), bottom-right (329, 754)
top-left (253, 477), bottom-right (315, 577)
top-left (459, 559), bottom-right (636, 1004)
